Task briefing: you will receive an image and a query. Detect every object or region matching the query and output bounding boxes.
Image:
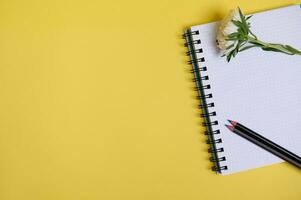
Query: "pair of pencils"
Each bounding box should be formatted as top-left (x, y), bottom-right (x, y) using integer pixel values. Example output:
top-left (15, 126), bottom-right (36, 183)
top-left (226, 120), bottom-right (301, 169)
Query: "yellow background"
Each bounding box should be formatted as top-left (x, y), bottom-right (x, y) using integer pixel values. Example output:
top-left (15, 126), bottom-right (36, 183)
top-left (0, 0), bottom-right (300, 199)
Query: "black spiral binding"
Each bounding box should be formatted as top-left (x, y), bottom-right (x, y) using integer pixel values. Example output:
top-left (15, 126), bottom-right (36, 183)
top-left (183, 29), bottom-right (228, 173)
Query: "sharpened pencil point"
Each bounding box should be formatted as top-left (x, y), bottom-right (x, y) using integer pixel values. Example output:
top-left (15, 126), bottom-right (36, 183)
top-left (225, 124), bottom-right (234, 131)
top-left (228, 119), bottom-right (237, 127)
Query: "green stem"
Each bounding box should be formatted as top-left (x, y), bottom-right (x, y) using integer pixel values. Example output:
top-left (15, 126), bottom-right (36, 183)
top-left (247, 36), bottom-right (301, 55)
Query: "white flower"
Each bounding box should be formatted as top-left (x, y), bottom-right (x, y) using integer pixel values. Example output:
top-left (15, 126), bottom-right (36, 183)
top-left (217, 7), bottom-right (301, 62)
top-left (217, 8), bottom-right (240, 56)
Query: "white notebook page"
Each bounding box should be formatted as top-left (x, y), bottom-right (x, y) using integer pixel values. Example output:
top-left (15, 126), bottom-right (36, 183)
top-left (190, 5), bottom-right (301, 174)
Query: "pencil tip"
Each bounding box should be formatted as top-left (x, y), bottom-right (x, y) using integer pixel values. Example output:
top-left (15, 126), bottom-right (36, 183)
top-left (227, 119), bottom-right (237, 126)
top-left (225, 124), bottom-right (234, 131)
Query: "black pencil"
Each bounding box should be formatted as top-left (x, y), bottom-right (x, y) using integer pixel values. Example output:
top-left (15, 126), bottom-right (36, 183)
top-left (226, 120), bottom-right (301, 169)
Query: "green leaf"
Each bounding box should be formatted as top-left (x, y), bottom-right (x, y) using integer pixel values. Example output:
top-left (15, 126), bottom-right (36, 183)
top-left (284, 45), bottom-right (301, 55)
top-left (226, 54), bottom-right (231, 62)
top-left (236, 40), bottom-right (243, 49)
top-left (249, 29), bottom-right (257, 39)
top-left (226, 44), bottom-right (235, 50)
top-left (228, 32), bottom-right (240, 37)
top-left (238, 7), bottom-right (245, 22)
top-left (232, 19), bottom-right (247, 35)
top-left (231, 20), bottom-right (243, 28)
top-left (231, 48), bottom-right (237, 58)
top-left (227, 32), bottom-right (240, 40)
top-left (246, 15), bottom-right (252, 20)
top-left (240, 41), bottom-right (248, 47)
top-left (261, 46), bottom-right (286, 53)
top-left (225, 38), bottom-right (238, 41)
top-left (237, 7), bottom-right (249, 34)
top-left (226, 50), bottom-right (235, 62)
top-left (249, 41), bottom-right (264, 47)
top-left (239, 45), bottom-right (257, 52)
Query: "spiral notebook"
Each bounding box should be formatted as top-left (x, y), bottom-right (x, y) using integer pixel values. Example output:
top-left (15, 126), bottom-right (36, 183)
top-left (183, 5), bottom-right (301, 175)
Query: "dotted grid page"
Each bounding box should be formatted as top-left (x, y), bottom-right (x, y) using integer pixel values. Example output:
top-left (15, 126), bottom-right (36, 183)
top-left (191, 5), bottom-right (301, 175)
